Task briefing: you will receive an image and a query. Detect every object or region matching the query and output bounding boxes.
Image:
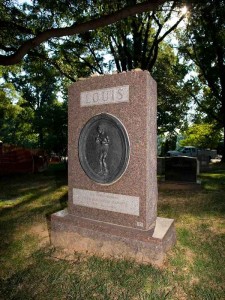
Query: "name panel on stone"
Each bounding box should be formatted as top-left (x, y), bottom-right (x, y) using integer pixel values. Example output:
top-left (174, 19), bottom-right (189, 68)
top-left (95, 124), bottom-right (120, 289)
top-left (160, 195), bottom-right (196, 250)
top-left (73, 188), bottom-right (139, 216)
top-left (80, 85), bottom-right (129, 107)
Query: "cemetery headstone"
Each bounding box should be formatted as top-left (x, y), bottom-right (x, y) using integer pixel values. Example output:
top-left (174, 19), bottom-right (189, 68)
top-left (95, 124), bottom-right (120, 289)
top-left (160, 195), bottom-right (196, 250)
top-left (157, 157), bottom-right (165, 175)
top-left (51, 70), bottom-right (176, 265)
top-left (165, 156), bottom-right (198, 183)
top-left (198, 155), bottom-right (210, 172)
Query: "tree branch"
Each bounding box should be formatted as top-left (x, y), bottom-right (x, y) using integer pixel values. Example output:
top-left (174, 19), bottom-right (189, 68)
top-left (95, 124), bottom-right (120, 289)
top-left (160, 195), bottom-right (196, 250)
top-left (158, 14), bottom-right (185, 44)
top-left (29, 51), bottom-right (76, 82)
top-left (189, 90), bottom-right (222, 124)
top-left (141, 13), bottom-right (151, 68)
top-left (146, 12), bottom-right (162, 69)
top-left (186, 43), bottom-right (221, 100)
top-left (108, 38), bottom-right (121, 72)
top-left (0, 21), bottom-right (33, 34)
top-left (147, 13), bottom-right (185, 70)
top-left (0, 0), bottom-right (166, 66)
top-left (86, 44), bottom-right (104, 74)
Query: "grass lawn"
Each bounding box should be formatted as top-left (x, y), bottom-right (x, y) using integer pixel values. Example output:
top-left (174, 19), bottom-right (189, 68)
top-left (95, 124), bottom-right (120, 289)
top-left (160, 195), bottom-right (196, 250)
top-left (0, 163), bottom-right (225, 299)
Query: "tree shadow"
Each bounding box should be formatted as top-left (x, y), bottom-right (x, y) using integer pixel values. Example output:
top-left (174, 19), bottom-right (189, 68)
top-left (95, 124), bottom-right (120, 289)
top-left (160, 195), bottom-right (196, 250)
top-left (158, 188), bottom-right (225, 219)
top-left (0, 167), bottom-right (68, 263)
top-left (45, 191), bottom-right (68, 243)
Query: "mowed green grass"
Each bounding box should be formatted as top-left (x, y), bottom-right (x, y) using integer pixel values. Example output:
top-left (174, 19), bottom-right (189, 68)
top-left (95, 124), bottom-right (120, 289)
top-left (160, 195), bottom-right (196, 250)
top-left (0, 163), bottom-right (225, 299)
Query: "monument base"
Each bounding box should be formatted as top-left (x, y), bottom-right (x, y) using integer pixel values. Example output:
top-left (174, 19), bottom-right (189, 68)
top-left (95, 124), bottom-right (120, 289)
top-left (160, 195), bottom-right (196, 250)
top-left (51, 209), bottom-right (176, 266)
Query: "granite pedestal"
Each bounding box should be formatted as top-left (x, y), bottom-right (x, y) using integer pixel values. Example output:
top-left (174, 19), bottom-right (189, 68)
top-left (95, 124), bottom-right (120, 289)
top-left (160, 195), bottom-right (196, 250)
top-left (51, 210), bottom-right (175, 265)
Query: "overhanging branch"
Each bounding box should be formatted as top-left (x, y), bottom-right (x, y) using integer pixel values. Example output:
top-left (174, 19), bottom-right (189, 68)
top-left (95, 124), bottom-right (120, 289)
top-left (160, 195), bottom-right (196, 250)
top-left (0, 0), bottom-right (166, 66)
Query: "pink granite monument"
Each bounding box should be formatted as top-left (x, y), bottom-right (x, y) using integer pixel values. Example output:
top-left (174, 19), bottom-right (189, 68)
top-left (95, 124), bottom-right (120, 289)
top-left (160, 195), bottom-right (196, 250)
top-left (51, 70), bottom-right (176, 265)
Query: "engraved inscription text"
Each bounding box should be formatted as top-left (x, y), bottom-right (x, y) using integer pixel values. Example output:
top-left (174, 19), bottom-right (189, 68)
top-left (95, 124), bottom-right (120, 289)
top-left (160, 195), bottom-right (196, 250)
top-left (73, 188), bottom-right (139, 216)
top-left (80, 85), bottom-right (129, 107)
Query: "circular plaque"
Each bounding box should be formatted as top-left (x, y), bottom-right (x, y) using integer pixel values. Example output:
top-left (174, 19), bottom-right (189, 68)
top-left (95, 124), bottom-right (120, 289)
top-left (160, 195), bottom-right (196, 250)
top-left (78, 113), bottom-right (130, 184)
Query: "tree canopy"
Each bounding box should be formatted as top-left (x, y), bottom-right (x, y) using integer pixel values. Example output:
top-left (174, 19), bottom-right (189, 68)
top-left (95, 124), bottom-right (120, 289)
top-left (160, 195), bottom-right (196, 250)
top-left (180, 123), bottom-right (222, 149)
top-left (178, 0), bottom-right (225, 161)
top-left (1, 0), bottom-right (190, 152)
top-left (0, 0), bottom-right (224, 161)
top-left (0, 0), bottom-right (167, 66)
top-left (1, 59), bottom-right (67, 153)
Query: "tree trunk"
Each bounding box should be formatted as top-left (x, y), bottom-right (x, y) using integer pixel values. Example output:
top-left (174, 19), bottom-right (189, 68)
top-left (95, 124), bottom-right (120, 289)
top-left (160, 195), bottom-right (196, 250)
top-left (39, 127), bottom-right (44, 150)
top-left (221, 122), bottom-right (225, 163)
top-left (220, 84), bottom-right (225, 162)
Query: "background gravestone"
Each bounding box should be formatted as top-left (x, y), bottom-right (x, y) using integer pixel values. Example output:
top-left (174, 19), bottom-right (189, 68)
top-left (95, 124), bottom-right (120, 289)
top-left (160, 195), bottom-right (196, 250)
top-left (198, 155), bottom-right (210, 172)
top-left (51, 70), bottom-right (176, 265)
top-left (157, 157), bottom-right (165, 175)
top-left (165, 156), bottom-right (198, 182)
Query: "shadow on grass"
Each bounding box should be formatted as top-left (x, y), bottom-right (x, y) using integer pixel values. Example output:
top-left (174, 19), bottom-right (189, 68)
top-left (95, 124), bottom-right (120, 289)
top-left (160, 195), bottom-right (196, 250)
top-left (1, 164), bottom-right (225, 299)
top-left (0, 164), bottom-right (68, 265)
top-left (0, 163), bottom-right (67, 196)
top-left (175, 227), bottom-right (225, 298)
top-left (159, 168), bottom-right (225, 219)
top-left (158, 189), bottom-right (225, 221)
top-left (0, 246), bottom-right (171, 300)
top-left (2, 242), bottom-right (223, 300)
top-left (200, 175), bottom-right (225, 191)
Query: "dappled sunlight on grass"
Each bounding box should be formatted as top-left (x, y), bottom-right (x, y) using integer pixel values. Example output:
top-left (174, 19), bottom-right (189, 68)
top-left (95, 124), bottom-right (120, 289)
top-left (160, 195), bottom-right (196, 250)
top-left (157, 168), bottom-right (225, 299)
top-left (200, 169), bottom-right (225, 191)
top-left (0, 164), bottom-right (68, 282)
top-left (0, 163), bottom-right (225, 299)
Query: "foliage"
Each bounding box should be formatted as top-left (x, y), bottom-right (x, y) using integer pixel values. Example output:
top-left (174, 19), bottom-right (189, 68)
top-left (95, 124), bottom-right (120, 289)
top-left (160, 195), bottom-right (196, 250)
top-left (91, 2), bottom-right (190, 134)
top-left (178, 0), bottom-right (225, 160)
top-left (97, 1), bottom-right (185, 71)
top-left (1, 1), bottom-right (224, 155)
top-left (0, 78), bottom-right (37, 147)
top-left (1, 60), bottom-right (68, 154)
top-left (153, 44), bottom-right (190, 134)
top-left (180, 123), bottom-right (222, 149)
top-left (50, 1), bottom-right (190, 134)
top-left (0, 0), bottom-right (167, 66)
top-left (0, 0), bottom-right (191, 141)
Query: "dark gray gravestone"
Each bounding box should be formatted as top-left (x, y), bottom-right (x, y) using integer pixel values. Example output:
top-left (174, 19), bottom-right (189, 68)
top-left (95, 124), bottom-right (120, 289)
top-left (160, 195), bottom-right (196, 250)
top-left (165, 156), bottom-right (198, 182)
top-left (198, 155), bottom-right (210, 172)
top-left (157, 157), bottom-right (165, 175)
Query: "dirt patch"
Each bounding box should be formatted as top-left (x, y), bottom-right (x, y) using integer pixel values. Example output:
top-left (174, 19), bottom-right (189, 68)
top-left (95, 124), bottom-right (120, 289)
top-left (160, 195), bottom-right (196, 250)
top-left (28, 222), bottom-right (50, 246)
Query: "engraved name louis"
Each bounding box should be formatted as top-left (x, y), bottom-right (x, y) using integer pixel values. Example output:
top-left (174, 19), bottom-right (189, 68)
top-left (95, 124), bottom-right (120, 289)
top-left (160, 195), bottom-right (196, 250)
top-left (80, 85), bottom-right (129, 107)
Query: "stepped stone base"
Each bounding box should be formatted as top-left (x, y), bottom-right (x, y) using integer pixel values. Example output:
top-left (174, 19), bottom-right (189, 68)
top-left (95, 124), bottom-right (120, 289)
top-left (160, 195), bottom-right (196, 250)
top-left (51, 209), bottom-right (176, 266)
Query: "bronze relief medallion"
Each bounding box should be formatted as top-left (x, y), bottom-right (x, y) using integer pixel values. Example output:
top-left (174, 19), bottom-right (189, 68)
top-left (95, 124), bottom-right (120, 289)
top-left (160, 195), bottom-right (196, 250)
top-left (78, 113), bottom-right (130, 184)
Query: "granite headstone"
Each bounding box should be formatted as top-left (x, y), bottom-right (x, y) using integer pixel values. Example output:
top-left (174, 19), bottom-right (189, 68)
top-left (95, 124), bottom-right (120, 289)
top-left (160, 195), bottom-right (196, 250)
top-left (157, 157), bottom-right (165, 175)
top-left (165, 156), bottom-right (198, 183)
top-left (51, 70), bottom-right (176, 265)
